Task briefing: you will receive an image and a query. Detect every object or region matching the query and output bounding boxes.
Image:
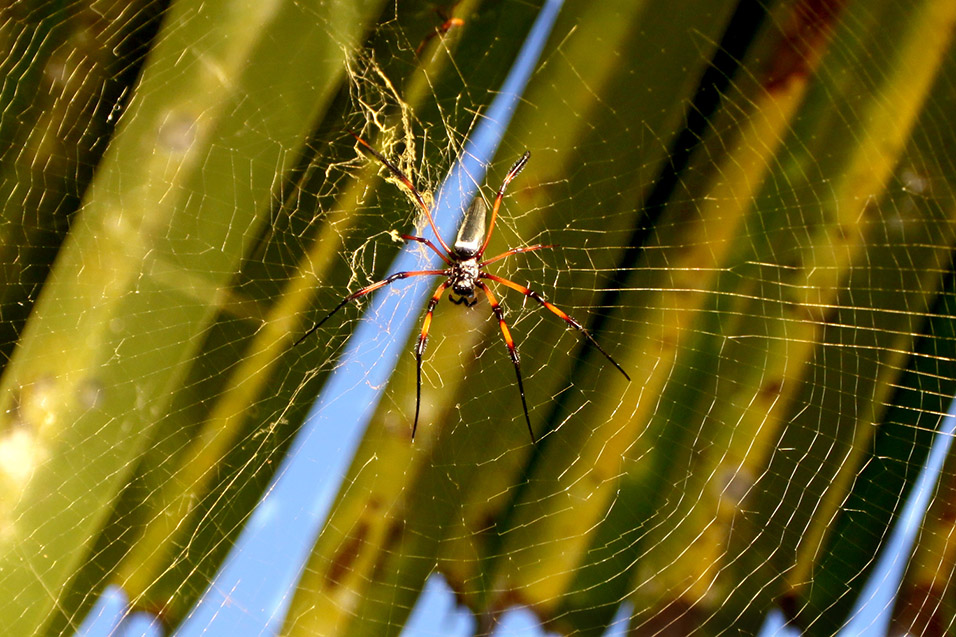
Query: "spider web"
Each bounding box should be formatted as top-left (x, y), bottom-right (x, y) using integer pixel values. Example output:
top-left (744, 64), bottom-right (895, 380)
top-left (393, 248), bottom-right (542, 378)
top-left (1, 1), bottom-right (956, 636)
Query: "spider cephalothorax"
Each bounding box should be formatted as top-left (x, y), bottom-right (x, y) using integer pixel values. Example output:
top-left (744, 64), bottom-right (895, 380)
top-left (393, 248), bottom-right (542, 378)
top-left (448, 258), bottom-right (480, 306)
top-left (297, 134), bottom-right (630, 443)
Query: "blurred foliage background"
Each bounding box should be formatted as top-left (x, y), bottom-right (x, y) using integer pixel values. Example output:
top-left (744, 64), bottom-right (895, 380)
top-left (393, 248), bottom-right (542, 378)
top-left (1, 0), bottom-right (956, 634)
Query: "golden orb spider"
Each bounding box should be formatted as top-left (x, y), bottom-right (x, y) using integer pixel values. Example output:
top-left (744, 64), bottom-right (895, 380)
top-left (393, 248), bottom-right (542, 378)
top-left (297, 134), bottom-right (630, 443)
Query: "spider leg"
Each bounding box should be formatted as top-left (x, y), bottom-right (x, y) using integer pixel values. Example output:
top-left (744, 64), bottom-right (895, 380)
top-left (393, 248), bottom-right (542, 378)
top-left (414, 280), bottom-right (451, 439)
top-left (477, 151), bottom-right (531, 258)
top-left (414, 14), bottom-right (464, 56)
top-left (480, 273), bottom-right (630, 382)
top-left (349, 131), bottom-right (453, 254)
top-left (480, 244), bottom-right (555, 267)
top-left (294, 269), bottom-right (448, 346)
top-left (476, 280), bottom-right (536, 445)
top-left (401, 234), bottom-right (453, 266)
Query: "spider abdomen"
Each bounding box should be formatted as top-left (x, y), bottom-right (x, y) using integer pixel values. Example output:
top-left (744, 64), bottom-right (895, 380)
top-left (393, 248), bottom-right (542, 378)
top-left (452, 198), bottom-right (487, 259)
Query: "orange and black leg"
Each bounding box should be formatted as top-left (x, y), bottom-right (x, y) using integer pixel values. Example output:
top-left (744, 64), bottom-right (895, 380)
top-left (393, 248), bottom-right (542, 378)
top-left (415, 11), bottom-right (465, 56)
top-left (477, 151), bottom-right (531, 258)
top-left (413, 280), bottom-right (451, 438)
top-left (480, 244), bottom-right (555, 267)
top-left (295, 269), bottom-right (448, 346)
top-left (349, 132), bottom-right (452, 254)
top-left (480, 273), bottom-right (630, 381)
top-left (476, 280), bottom-right (536, 444)
top-left (401, 234), bottom-right (452, 265)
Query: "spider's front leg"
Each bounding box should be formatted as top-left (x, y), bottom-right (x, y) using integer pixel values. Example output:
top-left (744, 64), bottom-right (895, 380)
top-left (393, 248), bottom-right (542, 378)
top-left (413, 280), bottom-right (451, 439)
top-left (475, 280), bottom-right (536, 445)
top-left (480, 273), bottom-right (630, 381)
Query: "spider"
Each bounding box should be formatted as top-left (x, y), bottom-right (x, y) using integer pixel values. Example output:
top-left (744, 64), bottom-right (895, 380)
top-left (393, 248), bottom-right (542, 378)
top-left (296, 134), bottom-right (630, 443)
